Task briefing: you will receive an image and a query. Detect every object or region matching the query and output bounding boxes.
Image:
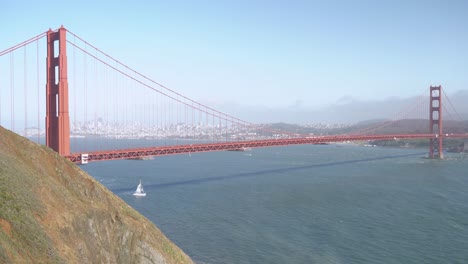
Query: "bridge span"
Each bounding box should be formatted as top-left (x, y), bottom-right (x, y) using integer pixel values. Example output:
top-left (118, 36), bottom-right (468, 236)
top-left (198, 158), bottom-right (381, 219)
top-left (2, 26), bottom-right (468, 163)
top-left (66, 133), bottom-right (468, 163)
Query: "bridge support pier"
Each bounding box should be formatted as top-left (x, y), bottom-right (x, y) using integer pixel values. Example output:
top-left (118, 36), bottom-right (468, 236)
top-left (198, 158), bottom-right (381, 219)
top-left (46, 26), bottom-right (70, 156)
top-left (429, 86), bottom-right (443, 159)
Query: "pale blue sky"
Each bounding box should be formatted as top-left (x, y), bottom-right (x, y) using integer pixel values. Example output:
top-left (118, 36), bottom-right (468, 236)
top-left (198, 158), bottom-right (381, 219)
top-left (2, 0), bottom-right (468, 122)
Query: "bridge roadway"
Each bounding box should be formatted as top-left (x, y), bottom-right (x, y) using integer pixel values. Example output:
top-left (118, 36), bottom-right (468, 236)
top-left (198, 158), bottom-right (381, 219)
top-left (65, 133), bottom-right (468, 163)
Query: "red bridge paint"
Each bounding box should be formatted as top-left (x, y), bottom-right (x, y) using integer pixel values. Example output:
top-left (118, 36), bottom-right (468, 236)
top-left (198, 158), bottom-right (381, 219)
top-left (5, 27), bottom-right (464, 163)
top-left (65, 133), bottom-right (468, 163)
top-left (429, 86), bottom-right (443, 159)
top-left (46, 26), bottom-right (70, 156)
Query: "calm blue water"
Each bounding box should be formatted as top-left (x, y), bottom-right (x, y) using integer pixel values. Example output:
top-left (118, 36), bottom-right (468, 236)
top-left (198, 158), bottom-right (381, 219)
top-left (81, 144), bottom-right (468, 264)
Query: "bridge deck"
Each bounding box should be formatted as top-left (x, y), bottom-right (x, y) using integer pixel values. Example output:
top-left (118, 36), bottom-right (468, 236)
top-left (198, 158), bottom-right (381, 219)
top-left (64, 133), bottom-right (468, 163)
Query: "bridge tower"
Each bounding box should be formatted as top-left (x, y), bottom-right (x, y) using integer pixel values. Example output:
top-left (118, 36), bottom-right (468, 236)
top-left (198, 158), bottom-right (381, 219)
top-left (45, 26), bottom-right (70, 156)
top-left (429, 85), bottom-right (443, 159)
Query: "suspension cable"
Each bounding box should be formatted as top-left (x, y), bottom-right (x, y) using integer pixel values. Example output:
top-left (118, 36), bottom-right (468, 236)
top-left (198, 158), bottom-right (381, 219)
top-left (442, 89), bottom-right (463, 121)
top-left (0, 31), bottom-right (47, 57)
top-left (346, 88), bottom-right (428, 135)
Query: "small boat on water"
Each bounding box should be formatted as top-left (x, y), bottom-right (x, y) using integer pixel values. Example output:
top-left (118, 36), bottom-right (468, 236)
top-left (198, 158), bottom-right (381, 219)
top-left (133, 179), bottom-right (146, 197)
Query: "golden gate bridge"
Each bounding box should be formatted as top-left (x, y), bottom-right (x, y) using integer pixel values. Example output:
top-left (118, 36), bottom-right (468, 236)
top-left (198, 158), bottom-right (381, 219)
top-left (1, 26), bottom-right (467, 163)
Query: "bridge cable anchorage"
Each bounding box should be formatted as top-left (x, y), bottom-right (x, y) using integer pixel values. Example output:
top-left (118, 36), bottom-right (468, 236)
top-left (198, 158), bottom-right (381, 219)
top-left (65, 30), bottom-right (300, 138)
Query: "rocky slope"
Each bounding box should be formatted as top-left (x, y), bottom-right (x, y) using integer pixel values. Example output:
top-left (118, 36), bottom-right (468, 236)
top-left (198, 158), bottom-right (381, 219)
top-left (0, 126), bottom-right (193, 264)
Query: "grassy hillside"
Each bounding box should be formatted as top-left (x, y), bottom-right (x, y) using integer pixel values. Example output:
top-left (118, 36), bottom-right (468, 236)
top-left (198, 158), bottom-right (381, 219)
top-left (0, 126), bottom-right (193, 264)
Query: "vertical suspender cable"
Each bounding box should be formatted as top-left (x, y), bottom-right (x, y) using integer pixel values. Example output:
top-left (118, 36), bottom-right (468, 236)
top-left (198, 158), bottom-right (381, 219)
top-left (153, 86), bottom-right (156, 140)
top-left (185, 102), bottom-right (187, 140)
top-left (158, 95), bottom-right (161, 144)
top-left (199, 104), bottom-right (202, 139)
top-left (0, 52), bottom-right (3, 126)
top-left (73, 35), bottom-right (76, 152)
top-left (105, 55), bottom-right (109, 149)
top-left (205, 106), bottom-right (208, 141)
top-left (83, 43), bottom-right (88, 151)
top-left (130, 77), bottom-right (133, 142)
top-left (171, 93), bottom-right (173, 144)
top-left (116, 60), bottom-right (120, 149)
top-left (128, 77), bottom-right (131, 142)
top-left (143, 86), bottom-right (146, 144)
top-left (114, 60), bottom-right (117, 143)
top-left (158, 86), bottom-right (161, 142)
top-left (124, 77), bottom-right (128, 146)
top-left (133, 79), bottom-right (137, 140)
top-left (116, 59), bottom-right (120, 149)
top-left (191, 101), bottom-right (194, 140)
top-left (24, 46), bottom-right (27, 137)
top-left (36, 39), bottom-right (40, 143)
top-left (212, 109), bottom-right (215, 142)
top-left (134, 79), bottom-right (137, 142)
top-left (443, 89), bottom-right (463, 121)
top-left (152, 91), bottom-right (155, 146)
top-left (163, 97), bottom-right (166, 145)
top-left (0, 55), bottom-right (2, 126)
top-left (10, 52), bottom-right (14, 132)
top-left (177, 95), bottom-right (180, 144)
top-left (94, 48), bottom-right (99, 151)
top-left (173, 97), bottom-right (176, 145)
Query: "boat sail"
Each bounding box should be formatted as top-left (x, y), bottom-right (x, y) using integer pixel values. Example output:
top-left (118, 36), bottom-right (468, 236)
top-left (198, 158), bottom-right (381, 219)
top-left (133, 179), bottom-right (146, 196)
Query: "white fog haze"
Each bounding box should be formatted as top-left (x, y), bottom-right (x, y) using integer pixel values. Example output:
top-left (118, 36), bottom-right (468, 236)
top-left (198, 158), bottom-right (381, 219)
top-left (210, 90), bottom-right (468, 124)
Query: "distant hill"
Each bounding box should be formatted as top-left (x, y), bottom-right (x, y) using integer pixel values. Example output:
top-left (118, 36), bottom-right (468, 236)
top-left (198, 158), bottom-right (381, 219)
top-left (258, 119), bottom-right (468, 150)
top-left (343, 119), bottom-right (468, 135)
top-left (0, 126), bottom-right (193, 264)
top-left (261, 119), bottom-right (468, 136)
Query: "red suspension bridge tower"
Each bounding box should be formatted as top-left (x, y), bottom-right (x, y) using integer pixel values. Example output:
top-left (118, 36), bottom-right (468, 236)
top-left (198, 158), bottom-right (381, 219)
top-left (45, 26), bottom-right (70, 156)
top-left (429, 85), bottom-right (443, 159)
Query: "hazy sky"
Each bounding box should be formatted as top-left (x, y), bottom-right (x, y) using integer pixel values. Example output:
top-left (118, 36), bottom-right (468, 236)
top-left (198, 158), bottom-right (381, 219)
top-left (2, 0), bottom-right (468, 123)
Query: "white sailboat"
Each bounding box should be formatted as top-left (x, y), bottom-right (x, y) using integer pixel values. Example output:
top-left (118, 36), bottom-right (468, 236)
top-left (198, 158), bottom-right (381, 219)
top-left (133, 179), bottom-right (146, 197)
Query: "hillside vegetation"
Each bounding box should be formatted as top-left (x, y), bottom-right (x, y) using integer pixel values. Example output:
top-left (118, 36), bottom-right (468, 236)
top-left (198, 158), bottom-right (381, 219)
top-left (262, 119), bottom-right (468, 136)
top-left (0, 126), bottom-right (193, 263)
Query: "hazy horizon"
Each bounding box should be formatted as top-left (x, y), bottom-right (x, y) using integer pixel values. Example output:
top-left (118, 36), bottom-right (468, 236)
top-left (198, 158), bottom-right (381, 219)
top-left (207, 89), bottom-right (468, 124)
top-left (1, 1), bottom-right (468, 127)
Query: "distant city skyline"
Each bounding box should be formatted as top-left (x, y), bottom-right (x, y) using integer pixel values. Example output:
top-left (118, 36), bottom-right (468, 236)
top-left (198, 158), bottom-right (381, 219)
top-left (1, 0), bottom-right (468, 124)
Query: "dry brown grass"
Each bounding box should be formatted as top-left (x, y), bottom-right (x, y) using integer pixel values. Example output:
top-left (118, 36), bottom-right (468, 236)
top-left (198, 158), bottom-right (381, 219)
top-left (0, 126), bottom-right (193, 264)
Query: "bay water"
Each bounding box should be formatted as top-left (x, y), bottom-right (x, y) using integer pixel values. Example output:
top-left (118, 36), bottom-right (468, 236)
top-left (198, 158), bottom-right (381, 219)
top-left (80, 143), bottom-right (468, 264)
